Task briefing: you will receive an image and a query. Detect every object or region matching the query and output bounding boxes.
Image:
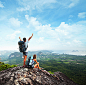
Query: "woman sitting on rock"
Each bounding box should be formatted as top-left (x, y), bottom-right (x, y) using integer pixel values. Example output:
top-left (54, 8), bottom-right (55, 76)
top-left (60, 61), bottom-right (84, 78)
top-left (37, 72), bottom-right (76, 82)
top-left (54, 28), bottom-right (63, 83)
top-left (33, 54), bottom-right (40, 69)
top-left (27, 54), bottom-right (41, 70)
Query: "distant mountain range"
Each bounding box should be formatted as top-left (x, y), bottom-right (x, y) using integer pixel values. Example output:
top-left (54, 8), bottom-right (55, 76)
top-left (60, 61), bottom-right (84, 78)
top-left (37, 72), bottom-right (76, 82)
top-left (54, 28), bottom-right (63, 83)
top-left (6, 50), bottom-right (53, 65)
top-left (0, 50), bottom-right (86, 62)
top-left (9, 50), bottom-right (52, 59)
top-left (9, 52), bottom-right (22, 59)
top-left (0, 50), bottom-right (52, 61)
top-left (0, 50), bottom-right (17, 60)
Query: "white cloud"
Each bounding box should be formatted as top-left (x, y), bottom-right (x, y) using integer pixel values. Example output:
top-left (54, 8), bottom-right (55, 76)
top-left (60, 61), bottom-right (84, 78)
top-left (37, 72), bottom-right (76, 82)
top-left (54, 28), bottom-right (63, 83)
top-left (68, 0), bottom-right (79, 8)
top-left (78, 12), bottom-right (86, 18)
top-left (54, 22), bottom-right (74, 40)
top-left (0, 1), bottom-right (4, 8)
top-left (9, 18), bottom-right (23, 27)
top-left (25, 15), bottom-right (56, 38)
top-left (37, 37), bottom-right (44, 43)
top-left (25, 15), bottom-right (86, 50)
top-left (73, 39), bottom-right (81, 43)
top-left (25, 15), bottom-right (83, 39)
top-left (37, 24), bottom-right (54, 37)
top-left (7, 31), bottom-right (21, 40)
top-left (25, 15), bottom-right (41, 29)
top-left (55, 22), bottom-right (69, 36)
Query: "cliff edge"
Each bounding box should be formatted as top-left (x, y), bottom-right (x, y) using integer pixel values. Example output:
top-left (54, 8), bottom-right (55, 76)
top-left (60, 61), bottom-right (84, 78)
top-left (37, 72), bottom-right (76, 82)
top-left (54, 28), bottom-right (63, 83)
top-left (0, 66), bottom-right (78, 85)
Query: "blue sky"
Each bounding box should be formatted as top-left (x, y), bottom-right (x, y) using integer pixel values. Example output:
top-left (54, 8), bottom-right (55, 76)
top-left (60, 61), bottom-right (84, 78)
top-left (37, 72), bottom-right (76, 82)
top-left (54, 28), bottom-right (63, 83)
top-left (0, 0), bottom-right (86, 51)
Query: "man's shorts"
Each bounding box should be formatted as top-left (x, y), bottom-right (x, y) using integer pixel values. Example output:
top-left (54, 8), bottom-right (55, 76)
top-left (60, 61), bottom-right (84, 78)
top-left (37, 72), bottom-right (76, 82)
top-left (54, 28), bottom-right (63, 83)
top-left (23, 52), bottom-right (28, 56)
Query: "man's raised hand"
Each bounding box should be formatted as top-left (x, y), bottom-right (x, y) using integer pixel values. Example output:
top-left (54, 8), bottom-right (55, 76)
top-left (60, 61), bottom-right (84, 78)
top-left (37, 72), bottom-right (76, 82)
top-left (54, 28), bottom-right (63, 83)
top-left (32, 33), bottom-right (33, 36)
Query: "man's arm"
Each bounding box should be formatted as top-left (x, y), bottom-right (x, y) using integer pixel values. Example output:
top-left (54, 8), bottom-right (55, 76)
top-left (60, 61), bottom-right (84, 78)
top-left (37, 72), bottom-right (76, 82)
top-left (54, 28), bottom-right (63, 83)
top-left (28, 33), bottom-right (33, 41)
top-left (19, 37), bottom-right (22, 41)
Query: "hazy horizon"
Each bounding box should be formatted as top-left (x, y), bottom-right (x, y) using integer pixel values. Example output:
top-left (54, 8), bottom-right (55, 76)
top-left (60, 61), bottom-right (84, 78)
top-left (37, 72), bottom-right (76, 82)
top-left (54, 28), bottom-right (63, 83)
top-left (0, 49), bottom-right (86, 56)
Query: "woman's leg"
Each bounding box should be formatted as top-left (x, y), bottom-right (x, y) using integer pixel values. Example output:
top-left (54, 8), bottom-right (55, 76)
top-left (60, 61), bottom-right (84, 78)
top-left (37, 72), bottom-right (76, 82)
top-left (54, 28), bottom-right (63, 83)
top-left (34, 63), bottom-right (39, 69)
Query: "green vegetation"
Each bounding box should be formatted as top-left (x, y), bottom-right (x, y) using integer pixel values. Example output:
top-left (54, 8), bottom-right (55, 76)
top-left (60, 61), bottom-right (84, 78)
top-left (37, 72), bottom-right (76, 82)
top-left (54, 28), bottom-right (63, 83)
top-left (63, 62), bottom-right (70, 64)
top-left (57, 62), bottom-right (61, 63)
top-left (37, 54), bottom-right (86, 85)
top-left (0, 61), bottom-right (17, 71)
top-left (48, 71), bottom-right (54, 74)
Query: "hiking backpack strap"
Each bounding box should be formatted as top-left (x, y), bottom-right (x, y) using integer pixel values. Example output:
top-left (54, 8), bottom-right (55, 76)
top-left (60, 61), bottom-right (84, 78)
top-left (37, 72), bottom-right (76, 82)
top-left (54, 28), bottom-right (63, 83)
top-left (24, 42), bottom-right (28, 51)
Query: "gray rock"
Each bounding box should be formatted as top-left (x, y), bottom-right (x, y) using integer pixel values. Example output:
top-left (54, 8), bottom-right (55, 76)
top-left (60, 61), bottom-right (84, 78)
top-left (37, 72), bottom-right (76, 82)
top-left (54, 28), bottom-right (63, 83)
top-left (26, 78), bottom-right (33, 85)
top-left (36, 76), bottom-right (41, 83)
top-left (14, 79), bottom-right (20, 85)
top-left (0, 66), bottom-right (78, 85)
top-left (11, 73), bottom-right (14, 77)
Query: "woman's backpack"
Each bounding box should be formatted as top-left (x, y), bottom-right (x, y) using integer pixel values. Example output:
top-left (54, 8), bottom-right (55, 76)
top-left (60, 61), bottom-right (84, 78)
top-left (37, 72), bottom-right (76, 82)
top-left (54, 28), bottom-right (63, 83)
top-left (27, 56), bottom-right (35, 68)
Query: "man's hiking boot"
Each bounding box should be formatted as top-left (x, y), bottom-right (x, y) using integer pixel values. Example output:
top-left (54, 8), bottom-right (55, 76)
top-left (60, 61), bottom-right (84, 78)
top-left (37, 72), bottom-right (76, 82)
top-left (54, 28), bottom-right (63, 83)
top-left (23, 65), bottom-right (27, 68)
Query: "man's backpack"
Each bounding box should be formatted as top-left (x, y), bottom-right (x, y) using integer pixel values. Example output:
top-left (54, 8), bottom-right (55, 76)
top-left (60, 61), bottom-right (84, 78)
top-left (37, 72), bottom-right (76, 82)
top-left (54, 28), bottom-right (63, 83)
top-left (18, 41), bottom-right (27, 52)
top-left (27, 56), bottom-right (34, 68)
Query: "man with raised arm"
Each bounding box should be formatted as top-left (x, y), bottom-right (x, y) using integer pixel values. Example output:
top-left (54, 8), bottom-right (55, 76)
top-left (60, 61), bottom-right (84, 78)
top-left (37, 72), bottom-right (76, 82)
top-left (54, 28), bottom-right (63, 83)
top-left (19, 33), bottom-right (33, 67)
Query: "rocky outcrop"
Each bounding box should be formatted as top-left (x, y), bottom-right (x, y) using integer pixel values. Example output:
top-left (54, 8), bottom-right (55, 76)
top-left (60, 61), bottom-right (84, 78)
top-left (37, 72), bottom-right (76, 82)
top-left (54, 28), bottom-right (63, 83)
top-left (0, 66), bottom-right (78, 85)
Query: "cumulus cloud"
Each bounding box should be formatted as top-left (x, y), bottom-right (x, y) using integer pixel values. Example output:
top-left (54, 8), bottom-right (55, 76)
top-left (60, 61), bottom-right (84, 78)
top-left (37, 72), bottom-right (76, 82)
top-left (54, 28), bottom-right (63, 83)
top-left (25, 15), bottom-right (86, 50)
top-left (78, 12), bottom-right (86, 18)
top-left (25, 15), bottom-right (41, 29)
top-left (25, 15), bottom-right (83, 39)
top-left (55, 22), bottom-right (69, 36)
top-left (9, 18), bottom-right (23, 27)
top-left (25, 15), bottom-right (56, 38)
top-left (7, 31), bottom-right (21, 40)
top-left (0, 1), bottom-right (4, 8)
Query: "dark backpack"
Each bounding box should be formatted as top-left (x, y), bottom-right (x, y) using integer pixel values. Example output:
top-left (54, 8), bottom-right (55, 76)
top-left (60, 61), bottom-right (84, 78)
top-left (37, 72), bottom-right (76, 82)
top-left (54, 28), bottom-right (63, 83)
top-left (27, 56), bottom-right (35, 68)
top-left (18, 41), bottom-right (28, 52)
